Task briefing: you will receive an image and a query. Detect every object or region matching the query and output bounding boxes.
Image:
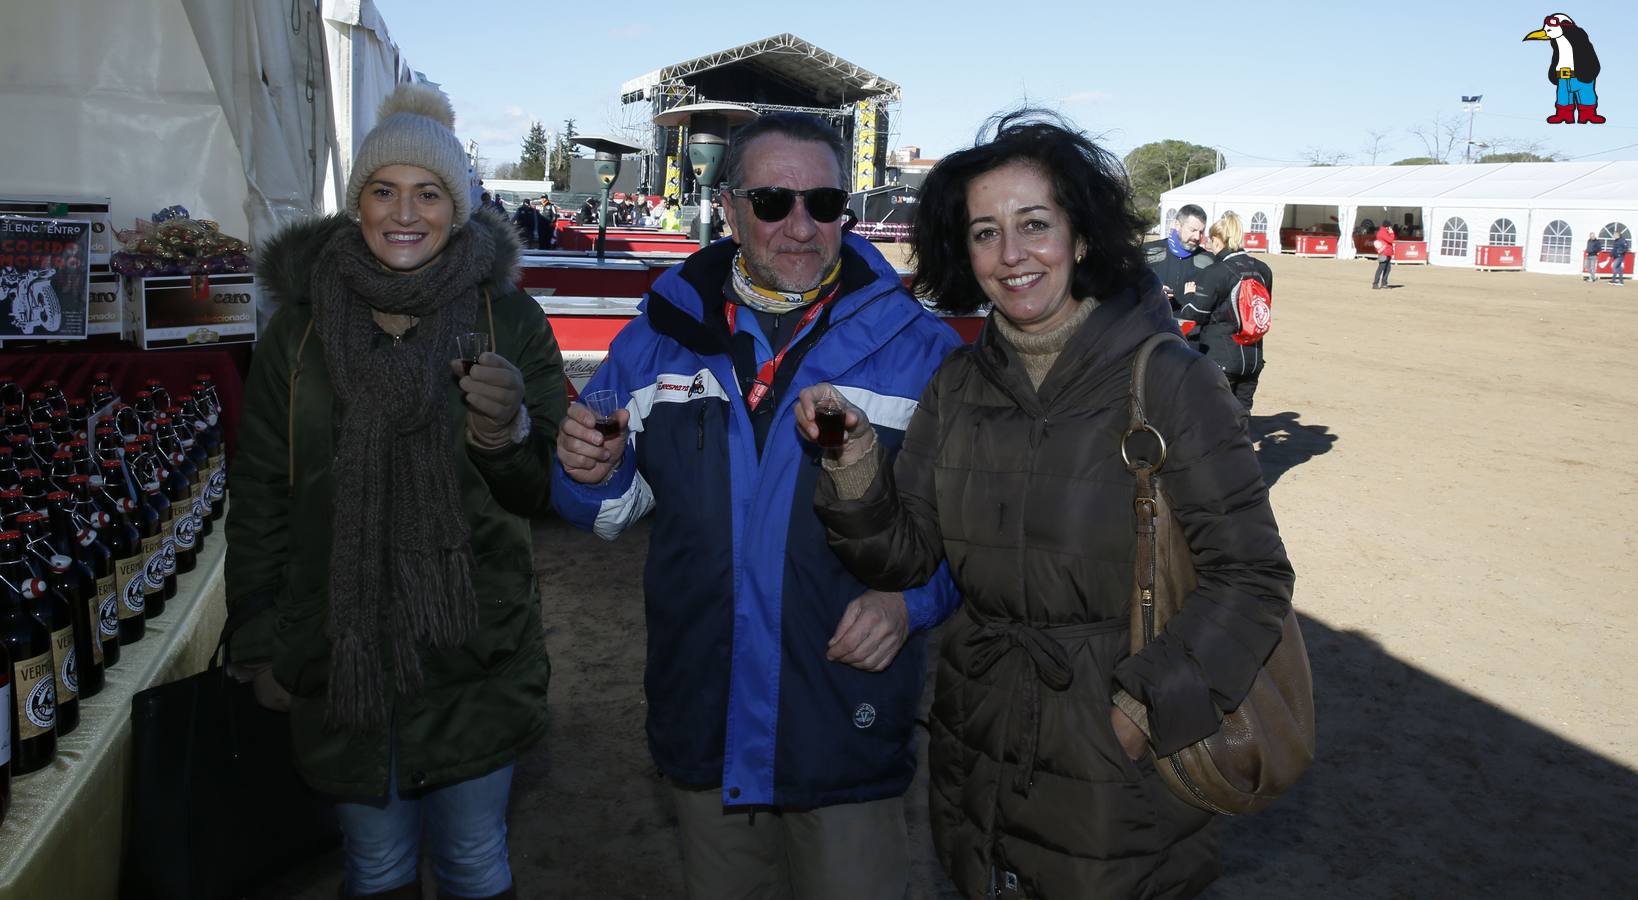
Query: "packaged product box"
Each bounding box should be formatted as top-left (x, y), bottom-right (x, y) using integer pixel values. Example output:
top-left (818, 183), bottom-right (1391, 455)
top-left (87, 267), bottom-right (123, 336)
top-left (126, 273), bottom-right (257, 350)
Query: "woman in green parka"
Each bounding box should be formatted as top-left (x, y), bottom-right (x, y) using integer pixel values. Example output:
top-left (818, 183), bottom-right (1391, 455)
top-left (226, 84), bottom-right (565, 900)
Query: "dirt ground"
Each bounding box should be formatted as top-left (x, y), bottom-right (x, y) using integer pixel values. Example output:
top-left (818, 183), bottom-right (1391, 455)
top-left (259, 253), bottom-right (1638, 899)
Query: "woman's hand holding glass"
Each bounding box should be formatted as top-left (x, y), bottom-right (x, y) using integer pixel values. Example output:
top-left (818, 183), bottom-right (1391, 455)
top-left (795, 383), bottom-right (874, 465)
top-left (452, 348), bottom-right (527, 448)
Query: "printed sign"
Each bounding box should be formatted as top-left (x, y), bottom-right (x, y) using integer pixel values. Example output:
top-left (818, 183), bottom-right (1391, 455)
top-left (87, 268), bottom-right (123, 335)
top-left (0, 197), bottom-right (112, 264)
top-left (0, 216), bottom-right (91, 344)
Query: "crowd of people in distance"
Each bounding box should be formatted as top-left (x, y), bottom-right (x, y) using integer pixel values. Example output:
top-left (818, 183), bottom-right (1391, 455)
top-left (231, 83), bottom-right (1296, 899)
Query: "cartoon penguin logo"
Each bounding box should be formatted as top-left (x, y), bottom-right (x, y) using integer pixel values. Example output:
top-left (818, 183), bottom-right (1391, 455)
top-left (1523, 13), bottom-right (1604, 124)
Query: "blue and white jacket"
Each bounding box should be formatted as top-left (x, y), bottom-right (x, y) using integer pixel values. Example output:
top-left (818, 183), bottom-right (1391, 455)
top-left (552, 234), bottom-right (962, 809)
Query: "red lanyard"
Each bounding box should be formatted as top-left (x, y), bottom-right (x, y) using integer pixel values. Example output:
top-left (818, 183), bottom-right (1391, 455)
top-left (724, 287), bottom-right (839, 411)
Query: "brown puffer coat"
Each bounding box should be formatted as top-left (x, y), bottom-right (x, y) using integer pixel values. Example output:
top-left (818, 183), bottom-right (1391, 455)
top-left (818, 280), bottom-right (1294, 898)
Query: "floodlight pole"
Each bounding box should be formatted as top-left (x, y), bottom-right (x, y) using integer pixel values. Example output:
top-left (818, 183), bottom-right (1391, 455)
top-left (1462, 98), bottom-right (1482, 164)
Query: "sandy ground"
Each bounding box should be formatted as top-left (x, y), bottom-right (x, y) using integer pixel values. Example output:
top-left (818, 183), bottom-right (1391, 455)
top-left (258, 253), bottom-right (1638, 898)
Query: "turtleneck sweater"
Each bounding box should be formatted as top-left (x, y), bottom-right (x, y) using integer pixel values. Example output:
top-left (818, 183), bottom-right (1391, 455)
top-left (990, 297), bottom-right (1097, 389)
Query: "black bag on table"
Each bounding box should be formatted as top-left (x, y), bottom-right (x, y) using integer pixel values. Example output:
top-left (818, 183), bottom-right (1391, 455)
top-left (125, 601), bottom-right (340, 899)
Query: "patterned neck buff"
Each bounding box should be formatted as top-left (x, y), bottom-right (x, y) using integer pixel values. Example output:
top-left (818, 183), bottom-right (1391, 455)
top-left (729, 251), bottom-right (843, 315)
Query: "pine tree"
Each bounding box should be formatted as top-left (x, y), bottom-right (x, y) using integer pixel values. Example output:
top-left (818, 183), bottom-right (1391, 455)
top-left (548, 118), bottom-right (577, 189)
top-left (520, 122), bottom-right (548, 181)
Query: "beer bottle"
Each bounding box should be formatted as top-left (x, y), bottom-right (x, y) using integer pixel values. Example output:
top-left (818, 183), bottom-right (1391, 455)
top-left (130, 439), bottom-right (175, 607)
top-left (0, 488), bottom-right (24, 531)
top-left (68, 400), bottom-right (91, 444)
top-left (44, 491), bottom-right (105, 694)
top-left (48, 449), bottom-right (77, 495)
top-left (96, 460), bottom-right (145, 645)
top-left (67, 477), bottom-right (119, 669)
top-left (90, 372), bottom-right (114, 401)
top-left (156, 424), bottom-right (199, 574)
top-left (25, 393), bottom-right (52, 426)
top-left (3, 407), bottom-right (27, 441)
top-left (191, 383), bottom-right (226, 519)
top-left (0, 446), bottom-right (16, 490)
top-left (30, 422), bottom-right (56, 464)
top-left (8, 516), bottom-right (78, 736)
top-left (0, 377), bottom-right (20, 408)
top-left (19, 469), bottom-right (49, 518)
top-left (49, 411), bottom-right (72, 453)
top-left (118, 443), bottom-right (168, 617)
top-left (41, 381), bottom-right (68, 415)
top-left (1, 533), bottom-right (57, 774)
top-left (177, 400), bottom-right (215, 538)
top-left (1, 637), bottom-right (11, 826)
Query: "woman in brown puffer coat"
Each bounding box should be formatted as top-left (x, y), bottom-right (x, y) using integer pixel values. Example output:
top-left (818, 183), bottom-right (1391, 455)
top-left (796, 112), bottom-right (1295, 898)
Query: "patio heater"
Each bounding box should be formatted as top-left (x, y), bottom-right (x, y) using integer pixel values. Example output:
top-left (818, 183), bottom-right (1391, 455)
top-left (652, 102), bottom-right (759, 250)
top-left (571, 135), bottom-right (644, 263)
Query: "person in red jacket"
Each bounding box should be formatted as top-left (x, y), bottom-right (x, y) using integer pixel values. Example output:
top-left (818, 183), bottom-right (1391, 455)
top-left (1372, 223), bottom-right (1395, 289)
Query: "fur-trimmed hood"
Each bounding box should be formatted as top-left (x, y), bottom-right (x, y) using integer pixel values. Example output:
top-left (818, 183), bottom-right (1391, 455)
top-left (257, 206), bottom-right (522, 306)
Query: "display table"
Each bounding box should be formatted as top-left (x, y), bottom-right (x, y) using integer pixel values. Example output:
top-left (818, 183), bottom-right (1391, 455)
top-left (0, 343), bottom-right (247, 455)
top-left (0, 513), bottom-right (229, 900)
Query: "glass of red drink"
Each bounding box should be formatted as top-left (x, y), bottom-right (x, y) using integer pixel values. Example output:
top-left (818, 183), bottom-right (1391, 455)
top-left (581, 389), bottom-right (624, 439)
top-left (814, 395), bottom-right (846, 449)
top-left (454, 333), bottom-right (488, 375)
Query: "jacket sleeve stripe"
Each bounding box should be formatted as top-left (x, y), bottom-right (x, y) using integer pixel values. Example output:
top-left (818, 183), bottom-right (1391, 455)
top-left (836, 385), bottom-right (918, 432)
top-left (627, 368), bottom-right (733, 433)
top-left (593, 470), bottom-right (655, 541)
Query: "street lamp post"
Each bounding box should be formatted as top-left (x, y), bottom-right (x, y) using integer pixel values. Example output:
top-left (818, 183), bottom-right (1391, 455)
top-left (1461, 95), bottom-right (1484, 164)
top-left (653, 102), bottom-right (760, 250)
top-left (572, 135), bottom-right (644, 263)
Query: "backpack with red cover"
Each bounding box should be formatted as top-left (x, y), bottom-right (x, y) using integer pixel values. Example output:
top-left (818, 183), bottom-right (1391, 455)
top-left (1231, 273), bottom-right (1271, 345)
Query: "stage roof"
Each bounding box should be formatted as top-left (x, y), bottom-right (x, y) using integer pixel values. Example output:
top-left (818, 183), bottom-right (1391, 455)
top-left (621, 33), bottom-right (900, 109)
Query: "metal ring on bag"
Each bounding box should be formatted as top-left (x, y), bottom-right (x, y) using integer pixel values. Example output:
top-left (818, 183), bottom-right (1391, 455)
top-left (1120, 423), bottom-right (1167, 471)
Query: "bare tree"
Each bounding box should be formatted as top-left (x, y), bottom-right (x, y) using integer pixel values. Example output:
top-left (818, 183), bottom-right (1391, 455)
top-left (1361, 129), bottom-right (1392, 165)
top-left (1301, 146), bottom-right (1352, 166)
top-left (1408, 113), bottom-right (1464, 164)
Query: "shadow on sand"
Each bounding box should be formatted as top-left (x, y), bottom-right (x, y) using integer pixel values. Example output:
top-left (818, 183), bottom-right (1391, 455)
top-left (1253, 411), bottom-right (1338, 487)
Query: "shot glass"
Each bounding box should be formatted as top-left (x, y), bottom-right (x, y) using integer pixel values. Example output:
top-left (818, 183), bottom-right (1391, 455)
top-left (814, 394), bottom-right (846, 449)
top-left (581, 389), bottom-right (624, 439)
top-left (455, 332), bottom-right (489, 375)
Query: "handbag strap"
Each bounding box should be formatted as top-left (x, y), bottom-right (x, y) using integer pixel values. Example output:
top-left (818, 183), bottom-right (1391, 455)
top-left (1124, 332), bottom-right (1184, 647)
top-left (211, 590), bottom-right (276, 671)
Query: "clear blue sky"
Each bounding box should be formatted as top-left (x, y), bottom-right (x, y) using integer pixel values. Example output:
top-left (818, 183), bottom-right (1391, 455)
top-left (373, 0), bottom-right (1638, 172)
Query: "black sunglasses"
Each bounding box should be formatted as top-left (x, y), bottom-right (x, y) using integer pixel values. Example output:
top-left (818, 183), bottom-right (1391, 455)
top-left (728, 187), bottom-right (848, 224)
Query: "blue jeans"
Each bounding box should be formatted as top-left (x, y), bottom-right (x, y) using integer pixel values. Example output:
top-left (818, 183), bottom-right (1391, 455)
top-left (334, 762), bottom-right (515, 897)
top-left (1557, 76), bottom-right (1597, 106)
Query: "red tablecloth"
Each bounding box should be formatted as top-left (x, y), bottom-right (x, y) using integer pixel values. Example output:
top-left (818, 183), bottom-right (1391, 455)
top-left (0, 340), bottom-right (248, 455)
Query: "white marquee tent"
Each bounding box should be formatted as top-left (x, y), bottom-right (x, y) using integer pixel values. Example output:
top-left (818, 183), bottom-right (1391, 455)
top-left (1, 0), bottom-right (418, 320)
top-left (1158, 162), bottom-right (1638, 276)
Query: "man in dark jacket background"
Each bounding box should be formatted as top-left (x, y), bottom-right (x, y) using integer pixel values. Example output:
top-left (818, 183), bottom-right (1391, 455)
top-left (1144, 203), bottom-right (1216, 310)
top-left (1179, 212), bottom-right (1274, 411)
top-left (1611, 232), bottom-right (1630, 286)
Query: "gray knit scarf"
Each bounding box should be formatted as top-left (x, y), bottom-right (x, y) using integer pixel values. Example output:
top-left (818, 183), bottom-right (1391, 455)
top-left (310, 222), bottom-right (494, 731)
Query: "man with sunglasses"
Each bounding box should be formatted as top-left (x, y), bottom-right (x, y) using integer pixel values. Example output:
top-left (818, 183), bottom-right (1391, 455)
top-left (552, 112), bottom-right (962, 898)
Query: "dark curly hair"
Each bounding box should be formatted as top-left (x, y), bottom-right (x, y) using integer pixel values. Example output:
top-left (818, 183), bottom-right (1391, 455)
top-left (911, 110), bottom-right (1148, 313)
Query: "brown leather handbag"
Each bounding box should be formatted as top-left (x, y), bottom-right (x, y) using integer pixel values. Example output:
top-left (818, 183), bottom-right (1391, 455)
top-left (1121, 332), bottom-right (1315, 815)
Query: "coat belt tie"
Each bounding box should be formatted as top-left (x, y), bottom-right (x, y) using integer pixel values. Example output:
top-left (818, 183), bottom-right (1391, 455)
top-left (962, 618), bottom-right (1076, 796)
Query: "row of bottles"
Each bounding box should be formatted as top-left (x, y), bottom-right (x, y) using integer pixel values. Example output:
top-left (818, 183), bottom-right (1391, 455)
top-left (0, 372), bottom-right (227, 827)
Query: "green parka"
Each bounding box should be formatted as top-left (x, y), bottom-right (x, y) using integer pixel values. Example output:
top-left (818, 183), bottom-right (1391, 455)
top-left (226, 209), bottom-right (566, 798)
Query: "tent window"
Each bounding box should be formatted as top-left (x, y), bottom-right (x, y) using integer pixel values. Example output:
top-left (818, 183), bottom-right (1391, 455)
top-left (1248, 212), bottom-right (1268, 234)
top-left (1540, 220), bottom-right (1573, 264)
top-left (1440, 218), bottom-right (1469, 257)
top-left (1598, 222), bottom-right (1631, 251)
top-left (1165, 208), bottom-right (1177, 226)
top-left (1488, 219), bottom-right (1518, 246)
top-left (1360, 218), bottom-right (1376, 232)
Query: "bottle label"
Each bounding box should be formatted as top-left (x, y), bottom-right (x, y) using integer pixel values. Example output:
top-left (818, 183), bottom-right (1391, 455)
top-left (160, 532), bottom-right (177, 577)
top-left (0, 683), bottom-right (11, 766)
top-left (14, 651), bottom-right (56, 738)
top-left (173, 507), bottom-right (199, 552)
top-left (85, 589), bottom-right (105, 664)
top-left (141, 532), bottom-right (165, 595)
top-left (52, 626), bottom-right (78, 701)
top-left (206, 467), bottom-right (226, 503)
top-left (97, 574), bottom-right (120, 637)
top-left (116, 552), bottom-right (146, 617)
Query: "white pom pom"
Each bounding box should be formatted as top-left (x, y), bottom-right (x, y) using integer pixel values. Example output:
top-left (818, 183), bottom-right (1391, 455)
top-left (377, 83), bottom-right (456, 129)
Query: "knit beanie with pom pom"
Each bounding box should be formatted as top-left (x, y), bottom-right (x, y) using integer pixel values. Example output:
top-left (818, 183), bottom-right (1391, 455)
top-left (345, 83), bottom-right (472, 227)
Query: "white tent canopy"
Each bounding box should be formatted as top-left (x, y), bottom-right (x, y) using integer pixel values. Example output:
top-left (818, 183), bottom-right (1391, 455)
top-left (1159, 161), bottom-right (1638, 274)
top-left (1, 0), bottom-right (413, 321)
